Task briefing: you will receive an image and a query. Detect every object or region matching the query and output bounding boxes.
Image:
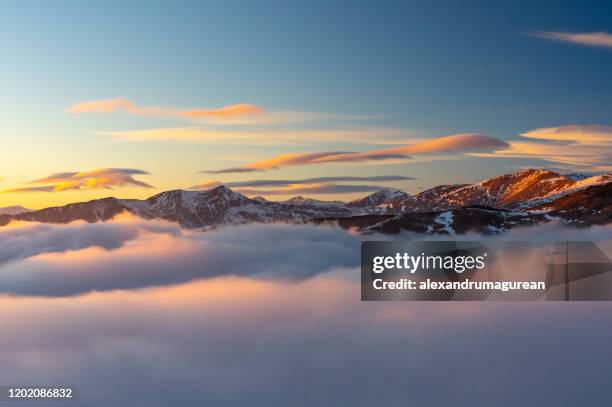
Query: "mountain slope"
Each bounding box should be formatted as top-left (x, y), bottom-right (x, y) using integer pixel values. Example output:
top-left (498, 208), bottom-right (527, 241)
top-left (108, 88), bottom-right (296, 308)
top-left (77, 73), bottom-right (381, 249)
top-left (16, 198), bottom-right (129, 224)
top-left (10, 186), bottom-right (365, 229)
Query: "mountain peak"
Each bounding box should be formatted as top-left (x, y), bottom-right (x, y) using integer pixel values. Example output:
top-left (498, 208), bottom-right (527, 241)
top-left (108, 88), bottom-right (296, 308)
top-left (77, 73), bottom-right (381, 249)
top-left (348, 189), bottom-right (410, 208)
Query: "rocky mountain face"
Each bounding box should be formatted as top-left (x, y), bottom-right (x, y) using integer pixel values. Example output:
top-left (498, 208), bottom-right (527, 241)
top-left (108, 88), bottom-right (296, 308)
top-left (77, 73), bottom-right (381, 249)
top-left (2, 169), bottom-right (610, 234)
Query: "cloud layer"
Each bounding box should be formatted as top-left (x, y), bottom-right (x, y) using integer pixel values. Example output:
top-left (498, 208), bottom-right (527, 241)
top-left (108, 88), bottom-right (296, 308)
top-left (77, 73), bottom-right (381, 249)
top-left (0, 219), bottom-right (611, 406)
top-left (209, 133), bottom-right (508, 173)
top-left (2, 216), bottom-right (610, 298)
top-left (3, 168), bottom-right (153, 193)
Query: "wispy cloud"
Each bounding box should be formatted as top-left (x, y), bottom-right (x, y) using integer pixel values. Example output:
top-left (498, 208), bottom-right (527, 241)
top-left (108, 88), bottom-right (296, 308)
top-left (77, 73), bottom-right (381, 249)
top-left (3, 168), bottom-right (153, 193)
top-left (206, 133), bottom-right (508, 173)
top-left (471, 125), bottom-right (612, 171)
top-left (67, 98), bottom-right (265, 122)
top-left (530, 31), bottom-right (612, 49)
top-left (67, 97), bottom-right (373, 126)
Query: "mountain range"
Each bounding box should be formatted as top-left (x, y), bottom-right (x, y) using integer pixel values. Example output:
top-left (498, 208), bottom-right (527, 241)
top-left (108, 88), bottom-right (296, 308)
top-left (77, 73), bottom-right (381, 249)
top-left (1, 169), bottom-right (610, 234)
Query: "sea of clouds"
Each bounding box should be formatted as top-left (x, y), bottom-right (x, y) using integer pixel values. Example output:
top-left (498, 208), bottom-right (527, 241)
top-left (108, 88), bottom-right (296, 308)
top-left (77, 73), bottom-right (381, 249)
top-left (1, 217), bottom-right (612, 406)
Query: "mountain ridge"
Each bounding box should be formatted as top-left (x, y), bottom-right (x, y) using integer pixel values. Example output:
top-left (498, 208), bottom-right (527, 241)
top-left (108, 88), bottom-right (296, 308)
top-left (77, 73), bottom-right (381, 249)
top-left (2, 169), bottom-right (611, 233)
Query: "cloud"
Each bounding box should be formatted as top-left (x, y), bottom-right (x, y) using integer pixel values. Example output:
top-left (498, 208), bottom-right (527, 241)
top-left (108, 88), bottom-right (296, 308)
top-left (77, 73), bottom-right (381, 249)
top-left (3, 216), bottom-right (610, 297)
top-left (0, 220), bottom-right (611, 405)
top-left (179, 103), bottom-right (265, 118)
top-left (208, 133), bottom-right (509, 173)
top-left (521, 124), bottom-right (612, 143)
top-left (472, 125), bottom-right (612, 171)
top-left (0, 216), bottom-right (179, 265)
top-left (3, 168), bottom-right (154, 193)
top-left (0, 219), bottom-right (360, 297)
top-left (67, 98), bottom-right (265, 121)
top-left (531, 31), bottom-right (612, 48)
top-left (67, 98), bottom-right (375, 126)
top-left (2, 279), bottom-right (612, 406)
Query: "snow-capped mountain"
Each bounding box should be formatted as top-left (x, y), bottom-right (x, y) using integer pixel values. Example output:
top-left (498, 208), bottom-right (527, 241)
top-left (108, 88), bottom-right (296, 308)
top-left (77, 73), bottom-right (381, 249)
top-left (3, 169), bottom-right (611, 233)
top-left (397, 169), bottom-right (612, 211)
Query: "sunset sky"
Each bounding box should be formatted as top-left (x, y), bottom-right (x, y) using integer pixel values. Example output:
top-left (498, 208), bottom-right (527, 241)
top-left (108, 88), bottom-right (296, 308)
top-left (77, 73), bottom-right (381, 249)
top-left (1, 0), bottom-right (612, 209)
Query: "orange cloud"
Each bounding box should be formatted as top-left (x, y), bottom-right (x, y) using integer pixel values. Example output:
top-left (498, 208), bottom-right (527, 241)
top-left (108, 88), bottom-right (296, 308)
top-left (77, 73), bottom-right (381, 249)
top-left (207, 133), bottom-right (508, 173)
top-left (3, 168), bottom-right (153, 193)
top-left (521, 125), bottom-right (612, 143)
top-left (531, 31), bottom-right (612, 48)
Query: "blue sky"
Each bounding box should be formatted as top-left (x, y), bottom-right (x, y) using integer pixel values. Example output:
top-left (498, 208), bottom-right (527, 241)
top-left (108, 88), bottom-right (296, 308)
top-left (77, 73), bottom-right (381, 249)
top-left (1, 0), bottom-right (612, 207)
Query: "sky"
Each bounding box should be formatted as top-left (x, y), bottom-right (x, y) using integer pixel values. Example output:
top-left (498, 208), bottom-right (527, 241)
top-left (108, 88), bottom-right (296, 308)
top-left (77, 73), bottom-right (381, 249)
top-left (1, 0), bottom-right (612, 209)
